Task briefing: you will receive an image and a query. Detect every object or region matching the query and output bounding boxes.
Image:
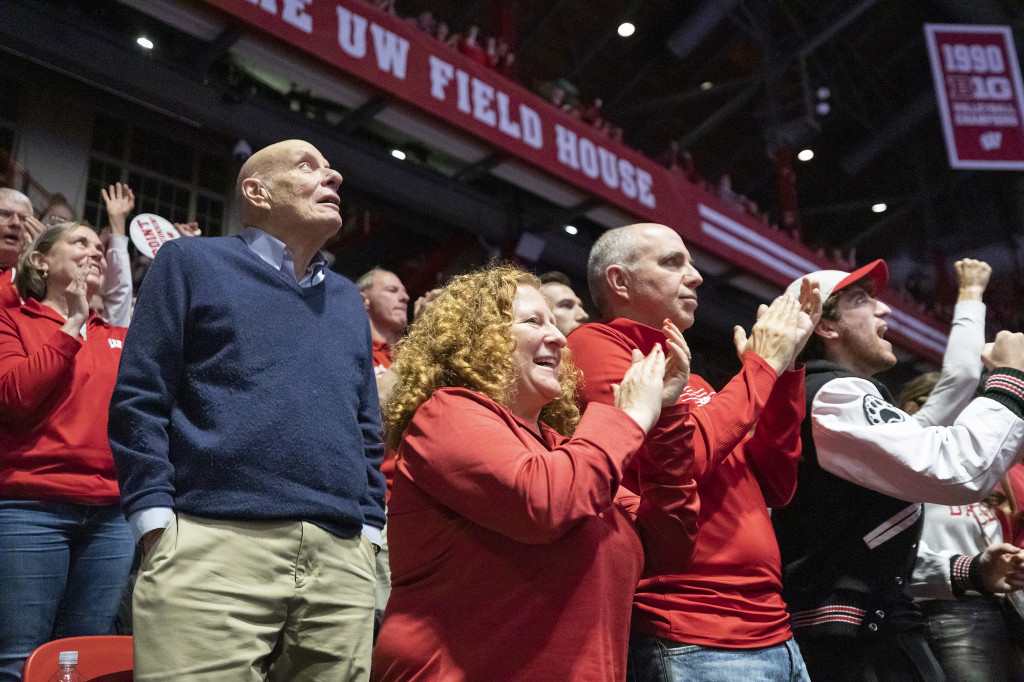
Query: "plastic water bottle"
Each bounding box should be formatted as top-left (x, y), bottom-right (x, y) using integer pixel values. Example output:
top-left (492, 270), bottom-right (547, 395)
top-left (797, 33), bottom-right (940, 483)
top-left (47, 651), bottom-right (84, 682)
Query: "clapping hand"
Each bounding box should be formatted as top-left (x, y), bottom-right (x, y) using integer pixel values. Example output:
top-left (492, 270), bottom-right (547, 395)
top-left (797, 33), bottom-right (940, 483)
top-left (661, 319), bottom-right (691, 406)
top-left (733, 295), bottom-right (801, 376)
top-left (613, 345), bottom-right (667, 434)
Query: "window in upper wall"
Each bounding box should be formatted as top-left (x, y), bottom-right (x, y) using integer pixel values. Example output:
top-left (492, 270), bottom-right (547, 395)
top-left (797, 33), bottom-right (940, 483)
top-left (84, 112), bottom-right (230, 236)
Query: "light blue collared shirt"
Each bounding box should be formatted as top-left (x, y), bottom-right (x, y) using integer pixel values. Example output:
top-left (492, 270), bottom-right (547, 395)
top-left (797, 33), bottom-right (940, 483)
top-left (129, 227), bottom-right (382, 547)
top-left (239, 226), bottom-right (327, 288)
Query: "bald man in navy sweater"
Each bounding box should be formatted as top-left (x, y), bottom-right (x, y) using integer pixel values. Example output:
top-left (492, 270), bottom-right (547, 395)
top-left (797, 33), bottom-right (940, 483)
top-left (110, 140), bottom-right (386, 682)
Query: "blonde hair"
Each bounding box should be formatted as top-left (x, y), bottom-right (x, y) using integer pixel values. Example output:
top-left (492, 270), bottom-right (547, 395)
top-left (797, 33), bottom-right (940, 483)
top-left (384, 264), bottom-right (581, 450)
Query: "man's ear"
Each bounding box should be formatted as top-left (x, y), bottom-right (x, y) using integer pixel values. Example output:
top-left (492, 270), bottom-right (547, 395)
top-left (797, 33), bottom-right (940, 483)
top-left (813, 317), bottom-right (840, 341)
top-left (241, 177), bottom-right (271, 211)
top-left (605, 264), bottom-right (630, 303)
top-left (361, 291), bottom-right (371, 311)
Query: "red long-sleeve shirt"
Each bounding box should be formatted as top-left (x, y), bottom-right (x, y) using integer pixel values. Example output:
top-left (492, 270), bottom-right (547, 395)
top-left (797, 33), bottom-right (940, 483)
top-left (373, 387), bottom-right (697, 681)
top-left (0, 298), bottom-right (126, 504)
top-left (568, 318), bottom-right (805, 648)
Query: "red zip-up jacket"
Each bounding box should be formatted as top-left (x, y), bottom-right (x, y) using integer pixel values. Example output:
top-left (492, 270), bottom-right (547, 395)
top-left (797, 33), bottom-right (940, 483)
top-left (0, 297), bottom-right (126, 503)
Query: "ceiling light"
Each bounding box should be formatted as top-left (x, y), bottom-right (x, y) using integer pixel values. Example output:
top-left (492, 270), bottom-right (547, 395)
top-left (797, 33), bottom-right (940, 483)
top-left (816, 101), bottom-right (831, 116)
top-left (797, 149), bottom-right (814, 162)
top-left (137, 36), bottom-right (154, 50)
top-left (872, 203), bottom-right (887, 213)
top-left (700, 81), bottom-right (713, 90)
top-left (564, 225), bottom-right (578, 235)
top-left (617, 23), bottom-right (635, 38)
top-left (391, 149), bottom-right (406, 160)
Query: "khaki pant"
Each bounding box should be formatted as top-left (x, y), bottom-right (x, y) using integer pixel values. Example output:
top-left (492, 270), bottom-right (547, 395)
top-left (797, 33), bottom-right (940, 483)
top-left (133, 513), bottom-right (376, 682)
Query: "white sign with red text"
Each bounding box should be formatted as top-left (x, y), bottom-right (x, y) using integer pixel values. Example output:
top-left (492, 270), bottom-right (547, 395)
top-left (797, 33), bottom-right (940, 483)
top-left (129, 213), bottom-right (180, 259)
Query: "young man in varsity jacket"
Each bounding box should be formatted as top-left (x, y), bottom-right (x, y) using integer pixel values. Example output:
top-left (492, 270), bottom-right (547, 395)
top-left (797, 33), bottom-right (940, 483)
top-left (772, 258), bottom-right (1024, 681)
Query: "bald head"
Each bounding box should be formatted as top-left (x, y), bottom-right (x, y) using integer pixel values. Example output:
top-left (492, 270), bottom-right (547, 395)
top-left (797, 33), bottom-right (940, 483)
top-left (587, 223), bottom-right (702, 330)
top-left (235, 139), bottom-right (343, 237)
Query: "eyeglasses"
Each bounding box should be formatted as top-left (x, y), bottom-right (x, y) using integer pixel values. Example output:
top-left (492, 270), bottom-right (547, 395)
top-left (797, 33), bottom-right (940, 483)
top-left (0, 208), bottom-right (30, 224)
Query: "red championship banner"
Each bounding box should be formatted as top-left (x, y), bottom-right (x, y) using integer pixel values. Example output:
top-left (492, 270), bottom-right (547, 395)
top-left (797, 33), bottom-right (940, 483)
top-left (925, 24), bottom-right (1024, 170)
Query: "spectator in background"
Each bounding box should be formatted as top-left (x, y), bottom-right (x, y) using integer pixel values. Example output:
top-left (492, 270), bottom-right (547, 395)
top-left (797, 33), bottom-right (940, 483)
top-left (372, 265), bottom-right (697, 681)
top-left (772, 259), bottom-right (1024, 681)
top-left (458, 25), bottom-right (489, 67)
top-left (569, 223), bottom-right (819, 682)
top-left (109, 139), bottom-right (385, 681)
top-left (538, 270), bottom-right (588, 336)
top-left (893, 259), bottom-right (1024, 682)
top-left (357, 266), bottom-right (410, 630)
top-left (0, 221), bottom-right (131, 682)
top-left (0, 188), bottom-right (43, 308)
top-left (40, 193), bottom-right (75, 226)
top-left (358, 267), bottom-right (409, 380)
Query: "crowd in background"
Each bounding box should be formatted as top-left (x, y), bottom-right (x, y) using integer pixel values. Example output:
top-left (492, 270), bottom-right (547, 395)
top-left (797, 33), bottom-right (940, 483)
top-left (0, 131), bottom-right (1023, 682)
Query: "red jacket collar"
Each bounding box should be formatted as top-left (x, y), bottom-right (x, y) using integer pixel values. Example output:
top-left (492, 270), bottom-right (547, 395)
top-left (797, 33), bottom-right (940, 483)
top-left (597, 318), bottom-right (667, 353)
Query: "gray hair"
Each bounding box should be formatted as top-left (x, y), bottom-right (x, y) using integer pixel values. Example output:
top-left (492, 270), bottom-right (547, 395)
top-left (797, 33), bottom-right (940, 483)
top-left (0, 187), bottom-right (32, 210)
top-left (15, 221), bottom-right (84, 302)
top-left (586, 227), bottom-right (641, 315)
top-left (356, 267), bottom-right (391, 293)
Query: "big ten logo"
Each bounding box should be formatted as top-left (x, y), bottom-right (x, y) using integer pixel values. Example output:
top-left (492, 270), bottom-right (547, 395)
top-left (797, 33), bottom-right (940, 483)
top-left (941, 42), bottom-right (1014, 101)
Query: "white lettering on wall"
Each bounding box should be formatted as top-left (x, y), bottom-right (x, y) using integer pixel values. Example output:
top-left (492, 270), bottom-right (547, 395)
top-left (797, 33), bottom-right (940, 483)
top-left (555, 125), bottom-right (579, 169)
top-left (578, 137), bottom-right (599, 179)
top-left (597, 148), bottom-right (619, 188)
top-left (370, 24), bottom-right (410, 79)
top-left (429, 56), bottom-right (454, 100)
top-left (281, 0), bottom-right (312, 33)
top-left (636, 168), bottom-right (655, 208)
top-left (455, 70), bottom-right (471, 114)
top-left (520, 105), bottom-right (542, 148)
top-left (472, 79), bottom-right (497, 126)
top-left (496, 92), bottom-right (521, 139)
top-left (618, 159), bottom-right (637, 198)
top-left (336, 7), bottom-right (367, 58)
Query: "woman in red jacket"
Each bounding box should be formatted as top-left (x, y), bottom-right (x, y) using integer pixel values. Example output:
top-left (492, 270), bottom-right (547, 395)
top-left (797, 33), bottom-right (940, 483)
top-left (372, 266), bottom-right (698, 682)
top-left (0, 222), bottom-right (132, 682)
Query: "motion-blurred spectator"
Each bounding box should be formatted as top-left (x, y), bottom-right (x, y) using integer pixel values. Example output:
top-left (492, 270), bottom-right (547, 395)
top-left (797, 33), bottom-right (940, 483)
top-left (40, 193), bottom-right (75, 226)
top-left (458, 25), bottom-right (489, 67)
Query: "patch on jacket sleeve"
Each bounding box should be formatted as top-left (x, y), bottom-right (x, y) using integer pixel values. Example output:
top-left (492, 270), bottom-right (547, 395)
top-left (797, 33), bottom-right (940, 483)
top-left (863, 394), bottom-right (905, 425)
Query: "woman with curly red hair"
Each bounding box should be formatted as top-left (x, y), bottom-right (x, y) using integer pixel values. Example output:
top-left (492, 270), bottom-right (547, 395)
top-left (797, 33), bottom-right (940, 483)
top-left (372, 265), bottom-right (699, 681)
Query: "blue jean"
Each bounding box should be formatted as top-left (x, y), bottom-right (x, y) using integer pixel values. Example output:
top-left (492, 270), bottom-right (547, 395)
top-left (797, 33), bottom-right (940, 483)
top-left (921, 597), bottom-right (1024, 682)
top-left (627, 633), bottom-right (811, 682)
top-left (0, 500), bottom-right (134, 682)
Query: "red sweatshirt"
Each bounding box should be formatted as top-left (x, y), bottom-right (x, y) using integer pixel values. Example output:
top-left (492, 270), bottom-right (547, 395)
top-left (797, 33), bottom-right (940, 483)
top-left (0, 268), bottom-right (19, 309)
top-left (568, 318), bottom-right (805, 648)
top-left (373, 387), bottom-right (698, 681)
top-left (0, 297), bottom-right (126, 504)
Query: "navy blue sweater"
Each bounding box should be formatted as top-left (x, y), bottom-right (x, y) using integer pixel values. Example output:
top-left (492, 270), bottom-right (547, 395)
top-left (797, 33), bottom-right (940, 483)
top-left (109, 236), bottom-right (386, 538)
